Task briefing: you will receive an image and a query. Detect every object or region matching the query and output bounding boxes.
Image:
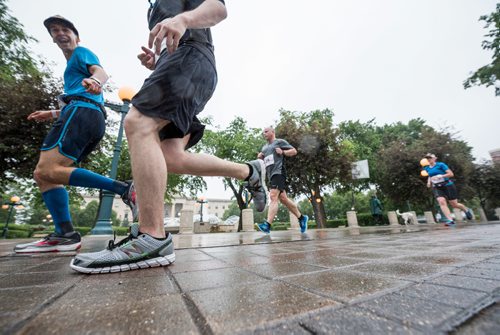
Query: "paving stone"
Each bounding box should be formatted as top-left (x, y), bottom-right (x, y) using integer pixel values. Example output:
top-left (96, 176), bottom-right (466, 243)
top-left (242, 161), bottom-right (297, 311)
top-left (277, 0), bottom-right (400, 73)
top-left (454, 302), bottom-right (500, 334)
top-left (175, 251), bottom-right (215, 262)
top-left (241, 322), bottom-right (311, 335)
top-left (247, 247), bottom-right (299, 256)
top-left (395, 255), bottom-right (470, 266)
top-left (299, 306), bottom-right (421, 334)
top-left (0, 271), bottom-right (82, 289)
top-left (0, 284), bottom-right (63, 314)
top-left (281, 269), bottom-right (410, 302)
top-left (337, 252), bottom-right (397, 260)
top-left (188, 281), bottom-right (337, 334)
top-left (451, 246), bottom-right (500, 255)
top-left (173, 267), bottom-right (266, 292)
top-left (429, 274), bottom-right (500, 293)
top-left (168, 258), bottom-right (233, 273)
top-left (357, 293), bottom-right (463, 330)
top-left (211, 254), bottom-right (272, 266)
top-left (347, 261), bottom-right (452, 280)
top-left (468, 261), bottom-right (500, 272)
top-left (73, 273), bottom-right (178, 303)
top-left (398, 283), bottom-right (488, 309)
top-left (451, 267), bottom-right (500, 281)
top-left (268, 249), bottom-right (358, 263)
top-left (296, 255), bottom-right (368, 268)
top-left (485, 257), bottom-right (500, 264)
top-left (17, 293), bottom-right (197, 335)
top-left (243, 262), bottom-right (327, 278)
top-left (16, 258), bottom-right (74, 274)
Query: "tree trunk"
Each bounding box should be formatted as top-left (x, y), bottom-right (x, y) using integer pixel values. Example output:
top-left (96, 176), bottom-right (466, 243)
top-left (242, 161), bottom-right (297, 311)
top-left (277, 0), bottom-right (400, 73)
top-left (227, 178), bottom-right (246, 232)
top-left (311, 187), bottom-right (327, 228)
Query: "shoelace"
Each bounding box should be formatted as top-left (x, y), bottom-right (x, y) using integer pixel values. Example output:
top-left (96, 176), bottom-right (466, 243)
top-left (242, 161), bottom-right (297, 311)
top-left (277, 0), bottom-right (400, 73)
top-left (107, 231), bottom-right (136, 250)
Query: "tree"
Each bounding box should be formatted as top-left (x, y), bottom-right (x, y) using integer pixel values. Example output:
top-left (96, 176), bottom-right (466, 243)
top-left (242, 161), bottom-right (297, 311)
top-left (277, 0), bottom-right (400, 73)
top-left (275, 109), bottom-right (354, 228)
top-left (375, 121), bottom-right (475, 211)
top-left (470, 162), bottom-right (500, 218)
top-left (464, 3), bottom-right (500, 95)
top-left (199, 117), bottom-right (263, 231)
top-left (0, 1), bottom-right (62, 187)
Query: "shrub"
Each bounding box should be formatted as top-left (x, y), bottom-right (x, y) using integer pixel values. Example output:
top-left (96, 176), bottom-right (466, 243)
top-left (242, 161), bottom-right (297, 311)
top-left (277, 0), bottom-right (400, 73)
top-left (74, 227), bottom-right (92, 236)
top-left (326, 219), bottom-right (347, 228)
top-left (5, 229), bottom-right (31, 238)
top-left (356, 213), bottom-right (388, 226)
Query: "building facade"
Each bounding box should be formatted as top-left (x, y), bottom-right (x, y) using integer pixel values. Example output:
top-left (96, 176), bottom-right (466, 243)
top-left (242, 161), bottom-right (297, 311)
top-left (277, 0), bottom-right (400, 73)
top-left (82, 194), bottom-right (233, 222)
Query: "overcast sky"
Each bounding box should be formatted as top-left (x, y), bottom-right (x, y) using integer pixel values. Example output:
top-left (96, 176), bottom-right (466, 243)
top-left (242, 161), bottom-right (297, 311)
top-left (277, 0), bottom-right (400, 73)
top-left (8, 0), bottom-right (499, 199)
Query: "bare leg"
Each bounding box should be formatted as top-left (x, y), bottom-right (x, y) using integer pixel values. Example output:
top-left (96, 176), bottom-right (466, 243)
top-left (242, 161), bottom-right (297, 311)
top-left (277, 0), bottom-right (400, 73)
top-left (124, 107), bottom-right (169, 238)
top-left (448, 199), bottom-right (468, 211)
top-left (33, 148), bottom-right (76, 192)
top-left (266, 189), bottom-right (280, 224)
top-left (437, 197), bottom-right (453, 221)
top-left (278, 191), bottom-right (301, 218)
top-left (161, 136), bottom-right (250, 180)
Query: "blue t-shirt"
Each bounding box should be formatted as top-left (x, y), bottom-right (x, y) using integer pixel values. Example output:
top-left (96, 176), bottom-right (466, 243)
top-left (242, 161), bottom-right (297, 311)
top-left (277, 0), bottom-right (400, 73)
top-left (63, 46), bottom-right (104, 108)
top-left (424, 162), bottom-right (453, 186)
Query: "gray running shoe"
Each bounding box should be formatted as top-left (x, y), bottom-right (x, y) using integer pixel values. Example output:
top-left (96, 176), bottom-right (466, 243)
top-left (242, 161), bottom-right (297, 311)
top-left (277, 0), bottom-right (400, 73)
top-left (14, 232), bottom-right (81, 253)
top-left (70, 223), bottom-right (175, 274)
top-left (122, 180), bottom-right (139, 222)
top-left (245, 159), bottom-right (267, 212)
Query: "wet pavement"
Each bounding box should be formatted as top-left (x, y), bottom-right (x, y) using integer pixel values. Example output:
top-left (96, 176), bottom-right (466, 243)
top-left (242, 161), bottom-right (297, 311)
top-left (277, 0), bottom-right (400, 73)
top-left (1, 222), bottom-right (500, 334)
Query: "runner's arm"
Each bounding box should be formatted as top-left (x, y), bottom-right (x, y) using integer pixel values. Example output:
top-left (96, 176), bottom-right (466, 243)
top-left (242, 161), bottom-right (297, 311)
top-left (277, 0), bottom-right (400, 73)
top-left (149, 0), bottom-right (227, 55)
top-left (82, 65), bottom-right (109, 95)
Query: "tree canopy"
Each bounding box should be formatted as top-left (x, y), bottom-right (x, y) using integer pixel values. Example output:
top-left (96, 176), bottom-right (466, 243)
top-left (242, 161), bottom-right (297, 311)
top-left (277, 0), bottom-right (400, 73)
top-left (464, 3), bottom-right (500, 95)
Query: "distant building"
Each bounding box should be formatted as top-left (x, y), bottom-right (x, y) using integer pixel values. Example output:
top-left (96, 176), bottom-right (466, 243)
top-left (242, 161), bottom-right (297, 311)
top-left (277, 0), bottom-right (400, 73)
top-left (82, 194), bottom-right (232, 221)
top-left (489, 148), bottom-right (500, 165)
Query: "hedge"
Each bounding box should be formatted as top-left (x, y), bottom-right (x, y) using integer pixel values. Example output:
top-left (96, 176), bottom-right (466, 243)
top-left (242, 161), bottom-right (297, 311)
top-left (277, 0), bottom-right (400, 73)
top-left (4, 229), bottom-right (31, 238)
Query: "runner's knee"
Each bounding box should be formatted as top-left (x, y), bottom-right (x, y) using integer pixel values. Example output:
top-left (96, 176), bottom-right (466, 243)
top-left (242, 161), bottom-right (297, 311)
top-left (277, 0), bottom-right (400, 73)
top-left (437, 198), bottom-right (447, 206)
top-left (33, 163), bottom-right (59, 184)
top-left (124, 108), bottom-right (156, 138)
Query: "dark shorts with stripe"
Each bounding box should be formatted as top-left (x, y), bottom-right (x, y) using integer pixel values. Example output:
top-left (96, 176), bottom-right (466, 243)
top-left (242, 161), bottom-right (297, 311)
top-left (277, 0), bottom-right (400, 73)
top-left (131, 43), bottom-right (217, 149)
top-left (432, 183), bottom-right (458, 201)
top-left (270, 174), bottom-right (287, 192)
top-left (41, 104), bottom-right (106, 163)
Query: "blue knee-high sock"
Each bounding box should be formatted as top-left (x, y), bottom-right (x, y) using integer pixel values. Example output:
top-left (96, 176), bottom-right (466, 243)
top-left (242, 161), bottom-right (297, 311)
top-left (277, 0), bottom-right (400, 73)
top-left (42, 187), bottom-right (73, 235)
top-left (68, 168), bottom-right (128, 195)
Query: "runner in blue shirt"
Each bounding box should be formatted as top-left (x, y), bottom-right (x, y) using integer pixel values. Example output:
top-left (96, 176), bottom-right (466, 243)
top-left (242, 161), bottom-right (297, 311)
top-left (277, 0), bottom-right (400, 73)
top-left (14, 16), bottom-right (137, 254)
top-left (423, 153), bottom-right (473, 225)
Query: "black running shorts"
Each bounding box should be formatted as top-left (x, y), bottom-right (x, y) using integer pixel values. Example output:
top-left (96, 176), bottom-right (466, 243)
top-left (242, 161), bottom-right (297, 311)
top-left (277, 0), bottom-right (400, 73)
top-left (270, 174), bottom-right (287, 192)
top-left (131, 43), bottom-right (217, 149)
top-left (432, 183), bottom-right (458, 201)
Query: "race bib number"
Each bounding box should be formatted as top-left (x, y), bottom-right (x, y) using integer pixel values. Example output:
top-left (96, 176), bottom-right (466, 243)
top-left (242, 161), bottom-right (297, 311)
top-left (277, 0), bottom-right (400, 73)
top-left (431, 175), bottom-right (445, 184)
top-left (264, 154), bottom-right (274, 167)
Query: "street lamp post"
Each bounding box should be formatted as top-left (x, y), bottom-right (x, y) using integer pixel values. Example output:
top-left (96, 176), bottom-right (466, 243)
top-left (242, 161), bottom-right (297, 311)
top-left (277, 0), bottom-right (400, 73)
top-left (2, 196), bottom-right (22, 238)
top-left (196, 196), bottom-right (208, 224)
top-left (91, 87), bottom-right (135, 235)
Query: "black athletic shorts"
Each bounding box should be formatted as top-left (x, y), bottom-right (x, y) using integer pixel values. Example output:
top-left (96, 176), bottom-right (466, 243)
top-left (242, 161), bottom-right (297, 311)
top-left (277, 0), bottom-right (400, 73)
top-left (432, 183), bottom-right (458, 201)
top-left (41, 104), bottom-right (106, 163)
top-left (270, 174), bottom-right (287, 192)
top-left (131, 43), bottom-right (217, 149)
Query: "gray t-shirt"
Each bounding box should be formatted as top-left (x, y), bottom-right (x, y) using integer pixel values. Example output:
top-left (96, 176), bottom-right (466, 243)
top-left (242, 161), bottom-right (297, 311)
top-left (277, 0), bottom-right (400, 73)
top-left (147, 0), bottom-right (225, 63)
top-left (261, 139), bottom-right (294, 178)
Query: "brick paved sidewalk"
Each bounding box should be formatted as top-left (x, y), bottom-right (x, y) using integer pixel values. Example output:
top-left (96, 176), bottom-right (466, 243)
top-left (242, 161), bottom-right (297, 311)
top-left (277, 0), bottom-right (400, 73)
top-left (1, 222), bottom-right (499, 334)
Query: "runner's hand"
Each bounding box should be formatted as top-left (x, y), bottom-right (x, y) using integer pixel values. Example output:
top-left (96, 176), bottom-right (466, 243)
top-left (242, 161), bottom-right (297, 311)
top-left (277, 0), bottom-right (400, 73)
top-left (82, 78), bottom-right (102, 95)
top-left (138, 46), bottom-right (156, 70)
top-left (275, 148), bottom-right (283, 155)
top-left (257, 152), bottom-right (264, 159)
top-left (149, 15), bottom-right (187, 55)
top-left (27, 111), bottom-right (53, 122)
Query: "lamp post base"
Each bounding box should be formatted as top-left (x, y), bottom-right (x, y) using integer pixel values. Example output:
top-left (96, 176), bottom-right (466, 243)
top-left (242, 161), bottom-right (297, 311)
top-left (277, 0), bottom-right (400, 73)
top-left (91, 219), bottom-right (114, 235)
